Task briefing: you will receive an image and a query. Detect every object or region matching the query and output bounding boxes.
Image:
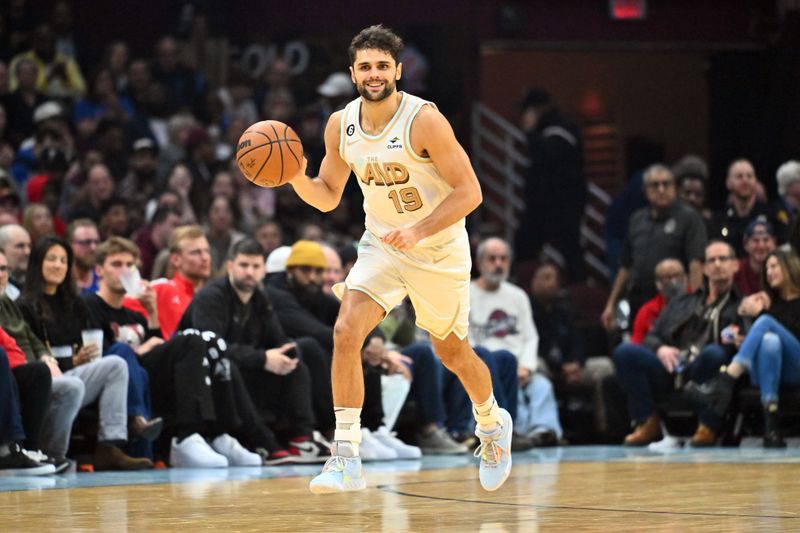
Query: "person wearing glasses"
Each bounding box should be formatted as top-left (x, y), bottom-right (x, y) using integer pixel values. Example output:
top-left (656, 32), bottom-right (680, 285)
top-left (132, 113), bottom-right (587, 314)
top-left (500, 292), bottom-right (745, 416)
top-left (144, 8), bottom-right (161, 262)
top-left (66, 218), bottom-right (101, 294)
top-left (602, 164), bottom-right (708, 332)
top-left (612, 241), bottom-right (741, 447)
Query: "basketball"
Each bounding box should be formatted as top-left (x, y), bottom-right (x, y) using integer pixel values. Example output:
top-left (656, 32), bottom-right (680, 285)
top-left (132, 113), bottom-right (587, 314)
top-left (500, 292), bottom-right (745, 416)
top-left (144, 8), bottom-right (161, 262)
top-left (236, 120), bottom-right (304, 187)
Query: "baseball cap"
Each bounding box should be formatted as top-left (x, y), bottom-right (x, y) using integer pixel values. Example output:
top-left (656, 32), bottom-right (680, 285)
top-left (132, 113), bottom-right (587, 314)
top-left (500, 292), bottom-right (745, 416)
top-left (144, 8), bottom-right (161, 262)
top-left (33, 101), bottom-right (63, 124)
top-left (132, 137), bottom-right (157, 153)
top-left (285, 240), bottom-right (327, 269)
top-left (265, 246), bottom-right (291, 274)
top-left (744, 216), bottom-right (776, 239)
top-left (317, 72), bottom-right (355, 98)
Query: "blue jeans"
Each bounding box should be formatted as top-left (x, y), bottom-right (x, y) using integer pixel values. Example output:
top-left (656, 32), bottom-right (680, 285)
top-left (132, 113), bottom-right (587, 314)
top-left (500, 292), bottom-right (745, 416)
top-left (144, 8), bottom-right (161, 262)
top-left (106, 342), bottom-right (152, 418)
top-left (732, 314), bottom-right (800, 405)
top-left (516, 373), bottom-right (563, 438)
top-left (613, 342), bottom-right (728, 429)
top-left (440, 346), bottom-right (518, 434)
top-left (403, 342), bottom-right (446, 427)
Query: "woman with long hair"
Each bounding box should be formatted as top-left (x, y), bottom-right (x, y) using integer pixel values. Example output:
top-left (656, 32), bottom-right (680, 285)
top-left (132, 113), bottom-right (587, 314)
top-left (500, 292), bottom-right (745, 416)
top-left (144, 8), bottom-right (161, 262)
top-left (18, 236), bottom-right (160, 467)
top-left (687, 249), bottom-right (800, 447)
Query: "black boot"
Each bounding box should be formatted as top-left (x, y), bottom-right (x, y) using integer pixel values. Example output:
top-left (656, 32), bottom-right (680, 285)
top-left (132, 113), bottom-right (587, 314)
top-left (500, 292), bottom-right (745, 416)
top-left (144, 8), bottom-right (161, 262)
top-left (684, 371), bottom-right (736, 417)
top-left (763, 403), bottom-right (786, 449)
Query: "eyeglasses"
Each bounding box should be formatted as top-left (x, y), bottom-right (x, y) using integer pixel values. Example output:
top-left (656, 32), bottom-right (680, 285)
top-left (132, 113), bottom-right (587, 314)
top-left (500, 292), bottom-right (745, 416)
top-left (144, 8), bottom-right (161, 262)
top-left (705, 256), bottom-right (734, 264)
top-left (646, 180), bottom-right (674, 190)
top-left (72, 238), bottom-right (100, 247)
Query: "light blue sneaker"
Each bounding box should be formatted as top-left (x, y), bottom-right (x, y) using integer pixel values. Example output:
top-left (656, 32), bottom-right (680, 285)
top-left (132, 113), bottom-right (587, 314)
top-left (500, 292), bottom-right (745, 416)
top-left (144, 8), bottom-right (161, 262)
top-left (309, 454), bottom-right (366, 494)
top-left (474, 408), bottom-right (513, 491)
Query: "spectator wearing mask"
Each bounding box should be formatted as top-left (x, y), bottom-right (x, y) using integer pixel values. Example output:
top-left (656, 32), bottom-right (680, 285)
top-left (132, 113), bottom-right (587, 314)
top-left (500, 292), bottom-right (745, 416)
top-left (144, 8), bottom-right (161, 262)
top-left (631, 259), bottom-right (687, 345)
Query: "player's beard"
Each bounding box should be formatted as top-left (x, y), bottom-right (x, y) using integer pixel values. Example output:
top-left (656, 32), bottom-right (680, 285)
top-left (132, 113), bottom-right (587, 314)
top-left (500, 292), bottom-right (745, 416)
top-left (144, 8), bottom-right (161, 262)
top-left (357, 78), bottom-right (396, 102)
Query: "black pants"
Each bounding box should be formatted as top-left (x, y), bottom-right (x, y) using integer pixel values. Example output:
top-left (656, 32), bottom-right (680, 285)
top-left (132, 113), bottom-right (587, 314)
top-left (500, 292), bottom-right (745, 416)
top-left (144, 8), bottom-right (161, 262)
top-left (210, 361), bottom-right (281, 452)
top-left (0, 348), bottom-right (51, 450)
top-left (294, 337), bottom-right (334, 432)
top-left (12, 361), bottom-right (52, 451)
top-left (140, 335), bottom-right (216, 429)
top-left (240, 359), bottom-right (316, 440)
top-left (362, 364), bottom-right (385, 431)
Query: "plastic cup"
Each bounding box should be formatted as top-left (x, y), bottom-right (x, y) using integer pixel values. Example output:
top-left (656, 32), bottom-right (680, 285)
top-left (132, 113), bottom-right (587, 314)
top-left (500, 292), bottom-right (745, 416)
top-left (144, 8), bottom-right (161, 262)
top-left (119, 266), bottom-right (142, 296)
top-left (81, 329), bottom-right (104, 357)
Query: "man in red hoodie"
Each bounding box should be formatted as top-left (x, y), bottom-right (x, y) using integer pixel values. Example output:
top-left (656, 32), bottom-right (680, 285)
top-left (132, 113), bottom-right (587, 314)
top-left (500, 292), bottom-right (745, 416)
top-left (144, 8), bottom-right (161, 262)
top-left (148, 225), bottom-right (211, 338)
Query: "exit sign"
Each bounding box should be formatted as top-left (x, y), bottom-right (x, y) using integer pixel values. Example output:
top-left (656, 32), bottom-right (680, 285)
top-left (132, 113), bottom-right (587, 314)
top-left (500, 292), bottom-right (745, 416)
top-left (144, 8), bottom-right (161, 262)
top-left (609, 0), bottom-right (647, 20)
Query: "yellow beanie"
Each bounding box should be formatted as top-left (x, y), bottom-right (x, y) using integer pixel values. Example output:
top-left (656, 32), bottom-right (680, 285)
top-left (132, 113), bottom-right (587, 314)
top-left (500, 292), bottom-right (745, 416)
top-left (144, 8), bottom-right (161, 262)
top-left (285, 240), bottom-right (327, 269)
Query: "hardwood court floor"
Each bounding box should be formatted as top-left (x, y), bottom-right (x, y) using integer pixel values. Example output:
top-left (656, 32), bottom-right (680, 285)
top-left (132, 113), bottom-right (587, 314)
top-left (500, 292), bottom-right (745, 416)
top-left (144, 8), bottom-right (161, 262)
top-left (2, 447), bottom-right (800, 532)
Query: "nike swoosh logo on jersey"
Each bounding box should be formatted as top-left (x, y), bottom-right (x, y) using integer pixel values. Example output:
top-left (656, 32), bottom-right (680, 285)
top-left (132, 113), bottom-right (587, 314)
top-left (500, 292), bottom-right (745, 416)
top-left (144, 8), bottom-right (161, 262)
top-left (433, 254), bottom-right (450, 264)
top-left (347, 138), bottom-right (360, 146)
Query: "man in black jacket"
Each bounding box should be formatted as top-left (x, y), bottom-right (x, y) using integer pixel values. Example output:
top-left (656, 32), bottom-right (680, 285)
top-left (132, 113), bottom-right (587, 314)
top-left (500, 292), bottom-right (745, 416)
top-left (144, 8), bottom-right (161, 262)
top-left (611, 241), bottom-right (742, 447)
top-left (179, 238), bottom-right (329, 463)
top-left (514, 88), bottom-right (586, 282)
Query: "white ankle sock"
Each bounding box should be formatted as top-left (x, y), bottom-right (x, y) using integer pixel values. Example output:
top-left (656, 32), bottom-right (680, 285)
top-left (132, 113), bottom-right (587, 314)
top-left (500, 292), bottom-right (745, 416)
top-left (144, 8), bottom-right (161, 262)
top-left (333, 407), bottom-right (362, 456)
top-left (473, 393), bottom-right (501, 433)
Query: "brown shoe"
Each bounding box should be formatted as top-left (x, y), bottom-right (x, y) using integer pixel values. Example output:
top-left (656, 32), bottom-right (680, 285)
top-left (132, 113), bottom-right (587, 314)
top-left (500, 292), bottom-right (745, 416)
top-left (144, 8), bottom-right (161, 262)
top-left (94, 442), bottom-right (153, 471)
top-left (623, 415), bottom-right (663, 446)
top-left (128, 416), bottom-right (164, 442)
top-left (689, 424), bottom-right (716, 447)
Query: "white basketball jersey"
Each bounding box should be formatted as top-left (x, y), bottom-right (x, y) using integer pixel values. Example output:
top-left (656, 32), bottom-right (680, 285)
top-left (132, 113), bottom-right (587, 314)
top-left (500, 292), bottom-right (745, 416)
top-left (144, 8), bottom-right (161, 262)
top-left (339, 92), bottom-right (465, 248)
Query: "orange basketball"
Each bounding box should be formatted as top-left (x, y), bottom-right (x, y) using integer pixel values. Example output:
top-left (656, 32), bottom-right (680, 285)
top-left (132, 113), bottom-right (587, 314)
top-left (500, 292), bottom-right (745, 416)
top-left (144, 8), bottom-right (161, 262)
top-left (236, 120), bottom-right (304, 187)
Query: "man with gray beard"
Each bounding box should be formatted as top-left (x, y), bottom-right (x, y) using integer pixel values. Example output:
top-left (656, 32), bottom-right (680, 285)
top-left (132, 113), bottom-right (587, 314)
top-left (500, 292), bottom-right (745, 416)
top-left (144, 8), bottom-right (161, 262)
top-left (450, 237), bottom-right (562, 447)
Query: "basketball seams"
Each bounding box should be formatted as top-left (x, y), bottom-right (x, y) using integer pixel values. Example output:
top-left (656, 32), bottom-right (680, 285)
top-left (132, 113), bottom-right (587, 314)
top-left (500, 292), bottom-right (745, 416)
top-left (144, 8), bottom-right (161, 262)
top-left (281, 123), bottom-right (303, 171)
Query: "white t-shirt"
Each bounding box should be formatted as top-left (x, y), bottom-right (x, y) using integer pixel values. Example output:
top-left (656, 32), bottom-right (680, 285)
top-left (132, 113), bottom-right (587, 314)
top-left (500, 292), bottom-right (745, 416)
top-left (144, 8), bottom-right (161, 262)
top-left (469, 281), bottom-right (539, 372)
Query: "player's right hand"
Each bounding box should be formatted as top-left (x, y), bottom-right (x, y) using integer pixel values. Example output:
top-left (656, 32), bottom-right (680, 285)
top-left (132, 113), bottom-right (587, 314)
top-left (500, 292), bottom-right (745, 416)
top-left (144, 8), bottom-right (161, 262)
top-left (287, 157), bottom-right (308, 184)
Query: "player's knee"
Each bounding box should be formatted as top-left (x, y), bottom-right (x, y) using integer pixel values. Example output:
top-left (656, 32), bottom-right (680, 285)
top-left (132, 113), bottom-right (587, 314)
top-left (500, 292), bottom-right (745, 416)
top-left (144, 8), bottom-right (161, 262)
top-left (333, 320), bottom-right (364, 351)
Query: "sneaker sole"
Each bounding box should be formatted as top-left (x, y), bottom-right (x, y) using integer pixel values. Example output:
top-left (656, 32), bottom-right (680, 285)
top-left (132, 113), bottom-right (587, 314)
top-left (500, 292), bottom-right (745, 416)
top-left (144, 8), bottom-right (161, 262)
top-left (0, 464), bottom-right (56, 476)
top-left (309, 478), bottom-right (367, 494)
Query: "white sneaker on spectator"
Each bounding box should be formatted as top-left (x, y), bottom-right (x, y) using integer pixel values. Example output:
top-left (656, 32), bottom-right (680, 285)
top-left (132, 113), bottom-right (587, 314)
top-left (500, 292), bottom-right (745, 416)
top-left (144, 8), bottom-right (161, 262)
top-left (170, 434), bottom-right (229, 468)
top-left (211, 434), bottom-right (261, 466)
top-left (359, 428), bottom-right (398, 461)
top-left (373, 426), bottom-right (422, 459)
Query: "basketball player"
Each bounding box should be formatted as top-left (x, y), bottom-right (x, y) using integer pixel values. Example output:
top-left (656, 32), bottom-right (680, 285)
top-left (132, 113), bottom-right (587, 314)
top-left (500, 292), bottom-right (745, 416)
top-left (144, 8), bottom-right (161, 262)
top-left (288, 25), bottom-right (512, 493)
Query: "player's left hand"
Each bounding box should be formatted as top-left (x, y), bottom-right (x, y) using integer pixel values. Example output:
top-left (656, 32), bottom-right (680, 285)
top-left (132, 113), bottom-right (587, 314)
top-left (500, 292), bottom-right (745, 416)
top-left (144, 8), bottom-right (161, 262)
top-left (381, 227), bottom-right (422, 250)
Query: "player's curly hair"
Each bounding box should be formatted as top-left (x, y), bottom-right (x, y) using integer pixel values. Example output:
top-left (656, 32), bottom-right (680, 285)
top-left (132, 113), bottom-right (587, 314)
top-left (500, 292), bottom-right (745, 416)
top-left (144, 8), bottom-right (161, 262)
top-left (348, 24), bottom-right (404, 64)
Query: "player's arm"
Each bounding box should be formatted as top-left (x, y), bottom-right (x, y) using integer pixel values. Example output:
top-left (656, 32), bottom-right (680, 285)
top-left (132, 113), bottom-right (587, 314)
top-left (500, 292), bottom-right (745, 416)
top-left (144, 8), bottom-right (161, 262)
top-left (382, 105), bottom-right (482, 250)
top-left (287, 111), bottom-right (352, 212)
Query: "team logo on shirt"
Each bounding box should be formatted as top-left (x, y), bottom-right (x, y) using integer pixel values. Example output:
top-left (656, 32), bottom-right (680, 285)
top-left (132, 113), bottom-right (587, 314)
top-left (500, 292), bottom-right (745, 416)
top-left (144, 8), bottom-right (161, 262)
top-left (387, 136), bottom-right (402, 149)
top-left (476, 309), bottom-right (519, 339)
